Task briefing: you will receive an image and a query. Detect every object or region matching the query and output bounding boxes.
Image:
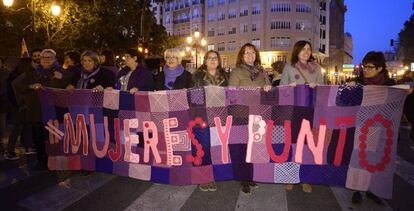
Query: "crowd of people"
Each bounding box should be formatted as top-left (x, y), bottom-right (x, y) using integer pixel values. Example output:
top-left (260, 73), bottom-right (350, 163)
top-left (0, 40), bottom-right (413, 203)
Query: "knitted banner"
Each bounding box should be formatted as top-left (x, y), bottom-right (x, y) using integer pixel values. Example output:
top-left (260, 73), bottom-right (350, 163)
top-left (39, 85), bottom-right (407, 199)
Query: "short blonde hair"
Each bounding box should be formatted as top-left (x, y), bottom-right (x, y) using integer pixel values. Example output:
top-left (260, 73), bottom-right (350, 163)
top-left (81, 50), bottom-right (100, 67)
top-left (164, 48), bottom-right (182, 64)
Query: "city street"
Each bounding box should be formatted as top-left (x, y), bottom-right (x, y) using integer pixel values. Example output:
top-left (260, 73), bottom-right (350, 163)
top-left (0, 126), bottom-right (413, 211)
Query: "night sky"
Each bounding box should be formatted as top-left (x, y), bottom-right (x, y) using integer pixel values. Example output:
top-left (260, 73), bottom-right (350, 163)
top-left (345, 0), bottom-right (413, 63)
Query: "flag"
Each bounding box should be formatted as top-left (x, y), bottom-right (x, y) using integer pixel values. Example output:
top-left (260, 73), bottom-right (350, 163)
top-left (20, 38), bottom-right (30, 58)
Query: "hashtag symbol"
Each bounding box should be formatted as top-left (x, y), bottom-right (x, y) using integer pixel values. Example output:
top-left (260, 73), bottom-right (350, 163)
top-left (45, 120), bottom-right (64, 144)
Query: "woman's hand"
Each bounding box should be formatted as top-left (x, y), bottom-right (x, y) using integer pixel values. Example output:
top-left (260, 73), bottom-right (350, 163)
top-left (129, 87), bottom-right (139, 94)
top-left (53, 71), bottom-right (63, 79)
top-left (347, 81), bottom-right (356, 87)
top-left (263, 85), bottom-right (272, 92)
top-left (66, 85), bottom-right (75, 90)
top-left (29, 83), bottom-right (42, 90)
top-left (289, 82), bottom-right (297, 87)
top-left (308, 83), bottom-right (317, 88)
top-left (94, 85), bottom-right (104, 92)
top-left (105, 87), bottom-right (114, 91)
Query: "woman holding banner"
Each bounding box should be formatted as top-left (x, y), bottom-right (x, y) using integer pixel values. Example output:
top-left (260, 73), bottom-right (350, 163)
top-left (348, 51), bottom-right (395, 205)
top-left (154, 48), bottom-right (192, 90)
top-left (192, 50), bottom-right (229, 192)
top-left (280, 40), bottom-right (325, 193)
top-left (229, 43), bottom-right (271, 195)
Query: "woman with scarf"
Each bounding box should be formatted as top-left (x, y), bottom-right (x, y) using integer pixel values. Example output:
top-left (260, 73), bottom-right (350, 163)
top-left (280, 40), bottom-right (324, 87)
top-left (154, 48), bottom-right (192, 90)
top-left (228, 43), bottom-right (271, 196)
top-left (348, 51), bottom-right (395, 205)
top-left (67, 50), bottom-right (115, 90)
top-left (280, 40), bottom-right (325, 193)
top-left (114, 49), bottom-right (154, 93)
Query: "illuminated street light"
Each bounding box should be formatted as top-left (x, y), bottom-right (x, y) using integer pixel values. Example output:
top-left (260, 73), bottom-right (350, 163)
top-left (2, 0), bottom-right (13, 7)
top-left (185, 30), bottom-right (207, 67)
top-left (51, 3), bottom-right (61, 16)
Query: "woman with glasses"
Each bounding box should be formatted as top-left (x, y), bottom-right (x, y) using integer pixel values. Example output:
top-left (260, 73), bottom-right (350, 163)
top-left (228, 43), bottom-right (271, 196)
top-left (192, 50), bottom-right (228, 192)
top-left (280, 40), bottom-right (324, 87)
top-left (154, 48), bottom-right (192, 90)
top-left (348, 51), bottom-right (395, 205)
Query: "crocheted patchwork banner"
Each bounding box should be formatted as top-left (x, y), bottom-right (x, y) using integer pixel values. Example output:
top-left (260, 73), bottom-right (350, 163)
top-left (39, 85), bottom-right (407, 199)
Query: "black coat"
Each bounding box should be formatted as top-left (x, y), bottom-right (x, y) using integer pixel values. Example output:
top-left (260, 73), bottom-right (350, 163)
top-left (154, 70), bottom-right (192, 90)
top-left (71, 67), bottom-right (115, 89)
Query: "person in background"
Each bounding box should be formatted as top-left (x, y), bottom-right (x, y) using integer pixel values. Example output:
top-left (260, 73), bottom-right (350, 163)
top-left (30, 48), bottom-right (42, 69)
top-left (192, 50), bottom-right (229, 192)
top-left (63, 50), bottom-right (81, 74)
top-left (270, 61), bottom-right (285, 87)
top-left (113, 49), bottom-right (154, 93)
top-left (154, 48), bottom-right (192, 90)
top-left (348, 51), bottom-right (395, 205)
top-left (228, 43), bottom-right (271, 195)
top-left (99, 49), bottom-right (119, 75)
top-left (0, 57), bottom-right (10, 146)
top-left (67, 50), bottom-right (115, 90)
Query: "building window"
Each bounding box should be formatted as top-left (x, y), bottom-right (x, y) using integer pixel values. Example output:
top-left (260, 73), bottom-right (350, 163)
top-left (252, 38), bottom-right (260, 49)
top-left (228, 9), bottom-right (237, 19)
top-left (270, 37), bottom-right (291, 48)
top-left (240, 23), bottom-right (248, 33)
top-left (192, 8), bottom-right (200, 19)
top-left (320, 1), bottom-right (327, 11)
top-left (240, 8), bottom-right (248, 17)
top-left (208, 28), bottom-right (215, 37)
top-left (271, 2), bottom-right (291, 12)
top-left (208, 44), bottom-right (215, 51)
top-left (296, 20), bottom-right (309, 30)
top-left (218, 28), bottom-right (225, 36)
top-left (296, 3), bottom-right (311, 13)
top-left (228, 27), bottom-right (236, 34)
top-left (227, 41), bottom-right (236, 51)
top-left (218, 11), bottom-right (225, 21)
top-left (228, 0), bottom-right (236, 3)
top-left (208, 0), bottom-right (214, 8)
top-left (252, 4), bottom-right (261, 15)
top-left (270, 20), bottom-right (291, 30)
top-left (218, 0), bottom-right (225, 6)
top-left (208, 13), bottom-right (215, 22)
top-left (252, 23), bottom-right (257, 32)
top-left (218, 42), bottom-right (225, 51)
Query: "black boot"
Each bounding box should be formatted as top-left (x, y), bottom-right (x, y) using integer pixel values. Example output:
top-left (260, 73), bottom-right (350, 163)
top-left (366, 191), bottom-right (383, 205)
top-left (352, 191), bottom-right (362, 204)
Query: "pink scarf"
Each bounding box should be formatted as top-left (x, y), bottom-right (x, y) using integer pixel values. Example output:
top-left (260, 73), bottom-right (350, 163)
top-left (295, 61), bottom-right (317, 74)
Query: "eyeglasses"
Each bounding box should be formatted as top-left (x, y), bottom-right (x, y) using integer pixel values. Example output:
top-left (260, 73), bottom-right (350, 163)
top-left (41, 56), bottom-right (54, 59)
top-left (244, 51), bottom-right (256, 56)
top-left (206, 56), bottom-right (218, 61)
top-left (363, 64), bottom-right (376, 69)
top-left (165, 56), bottom-right (178, 60)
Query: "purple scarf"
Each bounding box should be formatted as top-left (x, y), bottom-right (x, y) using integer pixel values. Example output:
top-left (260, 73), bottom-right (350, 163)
top-left (164, 64), bottom-right (184, 90)
top-left (77, 66), bottom-right (101, 89)
top-left (295, 61), bottom-right (318, 74)
top-left (242, 64), bottom-right (266, 81)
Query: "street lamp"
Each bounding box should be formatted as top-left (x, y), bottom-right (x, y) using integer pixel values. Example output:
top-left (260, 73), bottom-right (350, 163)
top-left (186, 30), bottom-right (207, 68)
top-left (2, 0), bottom-right (61, 46)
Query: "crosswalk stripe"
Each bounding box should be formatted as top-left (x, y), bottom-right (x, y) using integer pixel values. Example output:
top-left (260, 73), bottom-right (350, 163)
top-left (330, 186), bottom-right (392, 211)
top-left (18, 172), bottom-right (116, 211)
top-left (235, 183), bottom-right (288, 211)
top-left (124, 183), bottom-right (197, 211)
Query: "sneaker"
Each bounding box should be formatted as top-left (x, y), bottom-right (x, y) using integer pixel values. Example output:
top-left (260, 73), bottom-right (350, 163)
top-left (240, 182), bottom-right (251, 195)
top-left (248, 181), bottom-right (259, 189)
top-left (208, 182), bottom-right (217, 192)
top-left (5, 153), bottom-right (20, 161)
top-left (366, 191), bottom-right (383, 205)
top-left (199, 184), bottom-right (209, 192)
top-left (301, 183), bottom-right (312, 193)
top-left (285, 184), bottom-right (294, 190)
top-left (352, 191), bottom-right (362, 204)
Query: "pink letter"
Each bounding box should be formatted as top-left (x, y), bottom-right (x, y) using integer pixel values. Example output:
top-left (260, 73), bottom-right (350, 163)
top-left (214, 116), bottom-right (233, 164)
top-left (90, 114), bottom-right (110, 158)
top-left (163, 118), bottom-right (184, 166)
top-left (246, 115), bottom-right (267, 163)
top-left (63, 113), bottom-right (75, 154)
top-left (108, 118), bottom-right (122, 161)
top-left (334, 116), bottom-right (355, 166)
top-left (294, 119), bottom-right (327, 164)
top-left (143, 121), bottom-right (161, 163)
top-left (72, 114), bottom-right (89, 155)
top-left (266, 120), bottom-right (292, 163)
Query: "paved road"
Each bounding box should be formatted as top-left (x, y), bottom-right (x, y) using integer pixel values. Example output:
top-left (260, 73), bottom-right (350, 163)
top-left (1, 126), bottom-right (413, 211)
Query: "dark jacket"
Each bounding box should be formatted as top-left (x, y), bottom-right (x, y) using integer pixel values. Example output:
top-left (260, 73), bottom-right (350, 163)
top-left (71, 67), bottom-right (115, 89)
top-left (116, 64), bottom-right (154, 91)
top-left (36, 63), bottom-right (71, 89)
top-left (192, 68), bottom-right (229, 87)
top-left (0, 68), bottom-right (10, 112)
top-left (154, 70), bottom-right (192, 90)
